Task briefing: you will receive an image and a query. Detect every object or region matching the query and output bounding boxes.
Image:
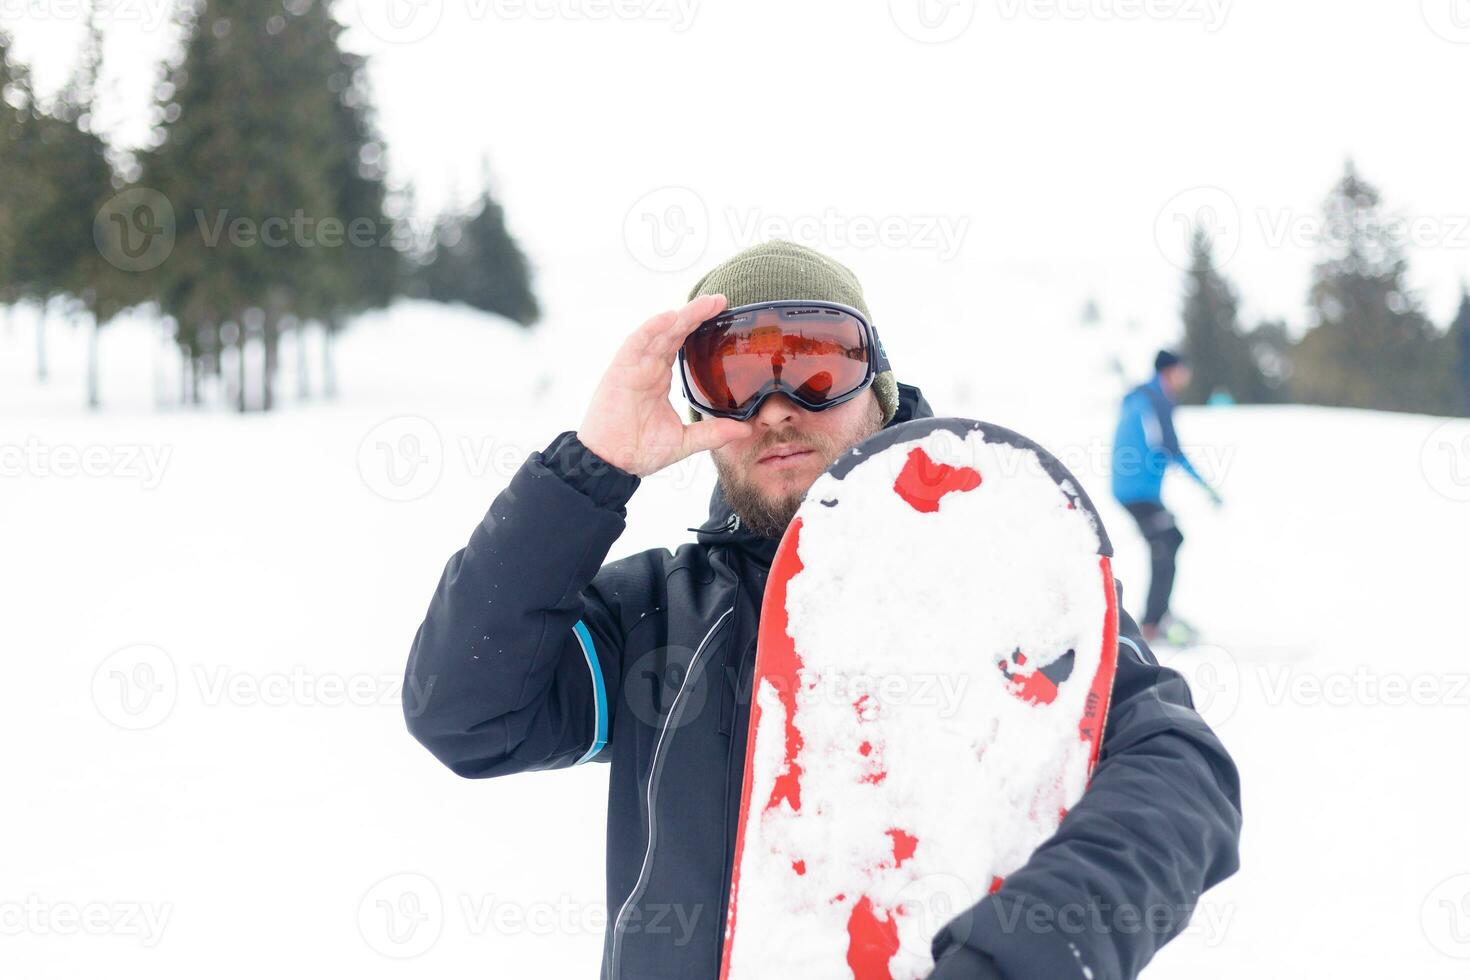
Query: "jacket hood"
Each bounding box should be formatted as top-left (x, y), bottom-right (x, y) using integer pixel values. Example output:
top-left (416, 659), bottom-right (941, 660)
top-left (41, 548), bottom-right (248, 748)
top-left (691, 381), bottom-right (935, 563)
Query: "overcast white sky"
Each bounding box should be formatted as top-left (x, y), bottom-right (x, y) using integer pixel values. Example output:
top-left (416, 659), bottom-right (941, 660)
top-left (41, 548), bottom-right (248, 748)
top-left (5, 0), bottom-right (1469, 353)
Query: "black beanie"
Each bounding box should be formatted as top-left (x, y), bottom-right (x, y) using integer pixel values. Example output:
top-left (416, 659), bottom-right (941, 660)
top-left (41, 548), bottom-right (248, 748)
top-left (1155, 349), bottom-right (1184, 373)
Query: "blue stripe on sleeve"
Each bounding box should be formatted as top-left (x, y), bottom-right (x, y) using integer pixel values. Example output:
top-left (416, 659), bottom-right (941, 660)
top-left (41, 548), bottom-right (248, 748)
top-left (572, 619), bottom-right (609, 764)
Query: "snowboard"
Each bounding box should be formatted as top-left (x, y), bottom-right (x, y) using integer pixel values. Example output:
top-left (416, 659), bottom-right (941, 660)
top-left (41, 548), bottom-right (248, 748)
top-left (720, 418), bottom-right (1119, 980)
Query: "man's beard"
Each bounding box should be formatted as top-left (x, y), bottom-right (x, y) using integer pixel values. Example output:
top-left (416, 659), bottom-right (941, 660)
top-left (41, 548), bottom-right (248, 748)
top-left (713, 452), bottom-right (810, 540)
top-left (712, 398), bottom-right (884, 541)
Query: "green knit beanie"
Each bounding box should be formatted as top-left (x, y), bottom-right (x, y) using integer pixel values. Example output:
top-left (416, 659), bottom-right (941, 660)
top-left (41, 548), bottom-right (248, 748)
top-left (684, 240), bottom-right (899, 425)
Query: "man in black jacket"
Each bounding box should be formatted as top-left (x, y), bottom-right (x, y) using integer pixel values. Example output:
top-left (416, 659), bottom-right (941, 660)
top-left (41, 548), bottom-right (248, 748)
top-left (404, 241), bottom-right (1242, 980)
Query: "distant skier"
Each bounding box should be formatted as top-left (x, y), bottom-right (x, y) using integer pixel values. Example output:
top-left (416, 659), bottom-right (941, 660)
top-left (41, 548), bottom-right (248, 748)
top-left (1111, 350), bottom-right (1223, 646)
top-left (404, 244), bottom-right (1241, 980)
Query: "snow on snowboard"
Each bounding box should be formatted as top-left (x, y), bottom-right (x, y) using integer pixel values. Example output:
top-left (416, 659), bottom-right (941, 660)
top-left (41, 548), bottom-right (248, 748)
top-left (721, 418), bottom-right (1120, 980)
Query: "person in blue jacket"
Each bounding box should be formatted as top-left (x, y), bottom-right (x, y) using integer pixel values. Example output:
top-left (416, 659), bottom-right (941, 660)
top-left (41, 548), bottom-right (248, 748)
top-left (405, 243), bottom-right (1241, 980)
top-left (1111, 350), bottom-right (1223, 646)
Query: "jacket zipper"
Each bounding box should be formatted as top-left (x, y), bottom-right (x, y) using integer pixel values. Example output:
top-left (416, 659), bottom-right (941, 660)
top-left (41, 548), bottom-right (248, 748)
top-left (608, 603), bottom-right (736, 980)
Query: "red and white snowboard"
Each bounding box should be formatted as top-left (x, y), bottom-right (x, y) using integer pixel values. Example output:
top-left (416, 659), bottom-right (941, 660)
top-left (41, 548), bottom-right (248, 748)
top-left (721, 418), bottom-right (1119, 980)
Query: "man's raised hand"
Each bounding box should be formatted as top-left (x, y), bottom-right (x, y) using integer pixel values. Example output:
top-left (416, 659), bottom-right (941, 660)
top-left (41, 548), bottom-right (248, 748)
top-left (577, 294), bottom-right (755, 478)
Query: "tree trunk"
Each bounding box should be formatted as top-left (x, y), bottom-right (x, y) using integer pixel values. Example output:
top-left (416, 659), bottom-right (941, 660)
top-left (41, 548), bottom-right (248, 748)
top-left (322, 317), bottom-right (338, 399)
top-left (261, 316), bottom-right (278, 413)
top-left (180, 347), bottom-right (191, 406)
top-left (236, 323), bottom-right (248, 413)
top-left (87, 316), bottom-right (100, 410)
top-left (36, 304), bottom-right (48, 382)
top-left (296, 319), bottom-right (311, 400)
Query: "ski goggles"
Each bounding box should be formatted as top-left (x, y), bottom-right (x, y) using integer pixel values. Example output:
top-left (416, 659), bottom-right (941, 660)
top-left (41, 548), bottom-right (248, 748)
top-left (678, 301), bottom-right (890, 421)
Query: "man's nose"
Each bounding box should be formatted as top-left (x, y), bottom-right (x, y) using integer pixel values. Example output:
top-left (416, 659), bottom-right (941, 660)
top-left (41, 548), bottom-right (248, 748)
top-left (754, 393), bottom-right (801, 427)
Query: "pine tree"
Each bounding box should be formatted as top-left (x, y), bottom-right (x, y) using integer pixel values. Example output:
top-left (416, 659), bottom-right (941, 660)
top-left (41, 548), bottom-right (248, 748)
top-left (0, 32), bottom-right (48, 372)
top-left (423, 183), bottom-right (539, 327)
top-left (141, 0), bottom-right (340, 411)
top-left (1178, 227), bottom-right (1270, 404)
top-left (0, 30), bottom-right (24, 311)
top-left (1449, 287), bottom-right (1470, 417)
top-left (1293, 162), bottom-right (1446, 414)
top-left (32, 20), bottom-right (123, 408)
top-left (291, 0), bottom-right (401, 400)
top-left (1244, 319), bottom-right (1292, 401)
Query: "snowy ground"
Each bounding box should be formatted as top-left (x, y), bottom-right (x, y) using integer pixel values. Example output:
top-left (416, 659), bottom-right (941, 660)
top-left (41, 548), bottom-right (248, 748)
top-left (3, 288), bottom-right (1469, 979)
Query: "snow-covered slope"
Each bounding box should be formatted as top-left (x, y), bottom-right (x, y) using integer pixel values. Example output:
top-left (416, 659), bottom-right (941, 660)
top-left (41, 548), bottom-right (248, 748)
top-left (2, 295), bottom-right (1467, 978)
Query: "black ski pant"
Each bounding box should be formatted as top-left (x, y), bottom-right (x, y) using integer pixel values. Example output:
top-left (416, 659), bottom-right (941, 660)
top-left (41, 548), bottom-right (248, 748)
top-left (1123, 501), bottom-right (1184, 628)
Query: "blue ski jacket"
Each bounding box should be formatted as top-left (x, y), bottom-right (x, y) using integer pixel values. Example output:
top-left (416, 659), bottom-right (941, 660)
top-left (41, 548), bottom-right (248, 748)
top-left (404, 381), bottom-right (1242, 980)
top-left (1112, 376), bottom-right (1207, 505)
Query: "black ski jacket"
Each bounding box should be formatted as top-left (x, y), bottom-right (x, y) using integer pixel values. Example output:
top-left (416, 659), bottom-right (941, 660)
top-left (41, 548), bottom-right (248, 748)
top-left (404, 382), bottom-right (1242, 980)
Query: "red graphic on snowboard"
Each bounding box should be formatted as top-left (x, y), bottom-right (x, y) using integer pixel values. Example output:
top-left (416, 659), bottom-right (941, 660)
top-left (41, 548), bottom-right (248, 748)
top-left (892, 447), bottom-right (982, 513)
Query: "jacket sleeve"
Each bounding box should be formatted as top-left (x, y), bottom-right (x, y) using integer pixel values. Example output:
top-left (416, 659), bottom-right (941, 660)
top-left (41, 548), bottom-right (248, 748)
top-left (403, 430), bottom-right (647, 777)
top-left (930, 586), bottom-right (1243, 980)
top-left (1148, 387), bottom-right (1208, 487)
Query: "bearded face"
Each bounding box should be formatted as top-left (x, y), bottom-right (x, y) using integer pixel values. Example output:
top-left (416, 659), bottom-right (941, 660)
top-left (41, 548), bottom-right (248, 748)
top-left (711, 390), bottom-right (885, 540)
